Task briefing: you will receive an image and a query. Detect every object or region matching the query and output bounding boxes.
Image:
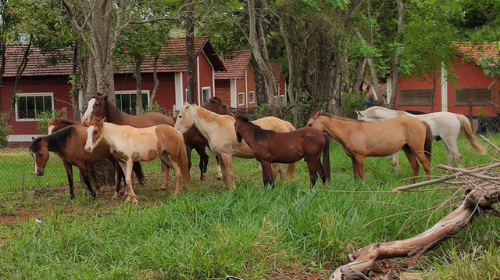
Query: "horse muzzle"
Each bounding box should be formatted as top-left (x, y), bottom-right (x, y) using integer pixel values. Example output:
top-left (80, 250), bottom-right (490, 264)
top-left (36, 170), bottom-right (44, 176)
top-left (85, 145), bottom-right (94, 153)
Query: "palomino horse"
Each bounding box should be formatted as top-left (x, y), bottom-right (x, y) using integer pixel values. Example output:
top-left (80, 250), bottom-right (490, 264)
top-left (234, 115), bottom-right (330, 187)
top-left (174, 103), bottom-right (296, 189)
top-left (29, 124), bottom-right (144, 200)
top-left (81, 94), bottom-right (174, 189)
top-left (357, 106), bottom-right (486, 168)
top-left (85, 117), bottom-right (190, 204)
top-left (307, 112), bottom-right (432, 183)
top-left (180, 96), bottom-right (234, 183)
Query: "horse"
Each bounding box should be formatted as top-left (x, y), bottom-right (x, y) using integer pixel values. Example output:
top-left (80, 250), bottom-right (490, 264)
top-left (84, 117), bottom-right (190, 204)
top-left (180, 96), bottom-right (234, 183)
top-left (81, 93), bottom-right (174, 190)
top-left (357, 106), bottom-right (486, 168)
top-left (234, 115), bottom-right (330, 187)
top-left (174, 103), bottom-right (296, 189)
top-left (48, 116), bottom-right (76, 134)
top-left (307, 111), bottom-right (432, 183)
top-left (29, 124), bottom-right (145, 200)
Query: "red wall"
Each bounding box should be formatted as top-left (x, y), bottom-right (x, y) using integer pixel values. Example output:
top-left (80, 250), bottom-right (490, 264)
top-left (246, 65), bottom-right (256, 108)
top-left (214, 79), bottom-right (231, 106)
top-left (397, 55), bottom-right (499, 116)
top-left (198, 52), bottom-right (213, 105)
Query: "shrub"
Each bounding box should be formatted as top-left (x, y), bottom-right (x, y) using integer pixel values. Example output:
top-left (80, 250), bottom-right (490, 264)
top-left (342, 93), bottom-right (366, 119)
top-left (0, 113), bottom-right (11, 148)
top-left (36, 110), bottom-right (63, 134)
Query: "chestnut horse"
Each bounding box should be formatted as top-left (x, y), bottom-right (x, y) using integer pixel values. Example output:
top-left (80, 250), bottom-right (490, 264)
top-left (81, 94), bottom-right (174, 189)
top-left (85, 117), bottom-right (190, 204)
top-left (174, 103), bottom-right (296, 189)
top-left (307, 112), bottom-right (432, 183)
top-left (180, 96), bottom-right (234, 183)
top-left (29, 125), bottom-right (144, 200)
top-left (234, 115), bottom-right (330, 187)
top-left (48, 116), bottom-right (76, 134)
top-left (357, 106), bottom-right (486, 168)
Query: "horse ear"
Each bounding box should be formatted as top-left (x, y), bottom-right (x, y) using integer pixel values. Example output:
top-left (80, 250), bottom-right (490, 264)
top-left (356, 110), bottom-right (361, 116)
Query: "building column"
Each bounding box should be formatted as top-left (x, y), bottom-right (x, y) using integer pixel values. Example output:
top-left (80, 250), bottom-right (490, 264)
top-left (441, 61), bottom-right (448, 112)
top-left (175, 72), bottom-right (184, 114)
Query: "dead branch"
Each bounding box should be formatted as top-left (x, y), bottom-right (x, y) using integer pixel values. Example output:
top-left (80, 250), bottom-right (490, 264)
top-left (330, 185), bottom-right (500, 280)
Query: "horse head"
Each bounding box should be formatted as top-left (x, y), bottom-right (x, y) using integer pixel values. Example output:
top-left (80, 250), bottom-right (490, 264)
top-left (81, 94), bottom-right (108, 125)
top-left (174, 103), bottom-right (196, 134)
top-left (85, 117), bottom-right (106, 153)
top-left (306, 111), bottom-right (326, 132)
top-left (205, 96), bottom-right (233, 116)
top-left (29, 137), bottom-right (50, 176)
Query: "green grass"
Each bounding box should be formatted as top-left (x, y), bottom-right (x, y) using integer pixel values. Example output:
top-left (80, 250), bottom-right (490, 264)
top-left (0, 134), bottom-right (499, 279)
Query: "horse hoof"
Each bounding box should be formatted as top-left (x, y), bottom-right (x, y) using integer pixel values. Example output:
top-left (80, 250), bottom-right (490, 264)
top-left (112, 193), bottom-right (118, 199)
top-left (217, 176), bottom-right (223, 181)
top-left (173, 191), bottom-right (181, 196)
top-left (160, 186), bottom-right (168, 191)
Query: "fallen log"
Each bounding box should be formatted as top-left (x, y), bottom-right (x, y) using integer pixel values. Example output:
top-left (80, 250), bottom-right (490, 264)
top-left (329, 185), bottom-right (500, 280)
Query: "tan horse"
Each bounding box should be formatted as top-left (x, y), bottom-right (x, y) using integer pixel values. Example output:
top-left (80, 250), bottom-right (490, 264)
top-left (174, 103), bottom-right (296, 189)
top-left (84, 117), bottom-right (190, 204)
top-left (307, 112), bottom-right (432, 183)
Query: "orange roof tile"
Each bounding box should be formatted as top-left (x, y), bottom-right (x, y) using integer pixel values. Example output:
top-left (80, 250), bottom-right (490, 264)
top-left (4, 37), bottom-right (225, 78)
top-left (270, 61), bottom-right (283, 85)
top-left (456, 42), bottom-right (499, 61)
top-left (215, 50), bottom-right (252, 80)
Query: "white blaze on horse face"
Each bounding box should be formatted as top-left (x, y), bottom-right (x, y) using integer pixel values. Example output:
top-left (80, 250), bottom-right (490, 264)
top-left (81, 98), bottom-right (96, 124)
top-left (84, 125), bottom-right (100, 153)
top-left (31, 152), bottom-right (38, 174)
top-left (47, 125), bottom-right (55, 134)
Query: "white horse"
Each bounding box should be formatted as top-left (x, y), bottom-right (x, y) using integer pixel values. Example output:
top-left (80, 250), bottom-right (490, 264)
top-left (357, 106), bottom-right (486, 168)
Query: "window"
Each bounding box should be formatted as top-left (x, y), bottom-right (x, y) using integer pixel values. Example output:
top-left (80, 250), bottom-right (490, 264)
top-left (16, 93), bottom-right (53, 121)
top-left (238, 92), bottom-right (245, 106)
top-left (248, 91), bottom-right (255, 104)
top-left (280, 95), bottom-right (285, 104)
top-left (399, 89), bottom-right (433, 105)
top-left (201, 87), bottom-right (211, 105)
top-left (455, 88), bottom-right (492, 105)
top-left (115, 90), bottom-right (149, 115)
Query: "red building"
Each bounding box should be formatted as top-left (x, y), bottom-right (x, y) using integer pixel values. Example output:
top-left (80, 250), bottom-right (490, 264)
top-left (394, 43), bottom-right (499, 117)
top-left (215, 50), bottom-right (287, 109)
top-left (1, 37), bottom-right (225, 142)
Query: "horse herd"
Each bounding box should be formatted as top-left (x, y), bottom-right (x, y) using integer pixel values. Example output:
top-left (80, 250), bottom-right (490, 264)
top-left (29, 95), bottom-right (486, 204)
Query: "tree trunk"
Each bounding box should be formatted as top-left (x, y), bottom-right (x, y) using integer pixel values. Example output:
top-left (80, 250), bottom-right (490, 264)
top-left (279, 17), bottom-right (298, 126)
top-left (186, 0), bottom-right (197, 104)
top-left (251, 57), bottom-right (268, 106)
top-left (133, 57), bottom-right (143, 115)
top-left (70, 42), bottom-right (82, 123)
top-left (352, 58), bottom-right (366, 96)
top-left (388, 0), bottom-right (404, 109)
top-left (6, 35), bottom-right (32, 126)
top-left (150, 56), bottom-right (159, 109)
top-left (355, 30), bottom-right (380, 103)
top-left (247, 0), bottom-right (276, 115)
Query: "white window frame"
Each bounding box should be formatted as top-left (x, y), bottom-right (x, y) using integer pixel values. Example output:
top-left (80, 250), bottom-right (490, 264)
top-left (238, 92), bottom-right (245, 106)
top-left (115, 90), bottom-right (150, 114)
top-left (15, 92), bottom-right (54, 122)
top-left (201, 87), bottom-right (211, 106)
top-left (248, 91), bottom-right (255, 104)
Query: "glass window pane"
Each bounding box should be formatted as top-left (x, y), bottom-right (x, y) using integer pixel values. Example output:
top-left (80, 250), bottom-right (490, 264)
top-left (130, 94), bottom-right (137, 115)
top-left (116, 94), bottom-right (123, 110)
top-left (142, 94), bottom-right (148, 111)
top-left (26, 96), bottom-right (36, 118)
top-left (43, 96), bottom-right (52, 112)
top-left (17, 97), bottom-right (27, 119)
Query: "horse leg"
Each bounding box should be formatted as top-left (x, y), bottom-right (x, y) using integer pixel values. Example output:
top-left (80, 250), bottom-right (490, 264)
top-left (215, 155), bottom-right (223, 181)
top-left (271, 163), bottom-right (285, 180)
top-left (389, 153), bottom-right (400, 170)
top-left (261, 161), bottom-right (274, 188)
top-left (87, 163), bottom-right (101, 195)
top-left (350, 156), bottom-right (360, 179)
top-left (161, 154), bottom-right (182, 195)
top-left (220, 153), bottom-right (236, 189)
top-left (402, 146), bottom-right (420, 183)
top-left (63, 162), bottom-right (75, 200)
top-left (444, 139), bottom-right (462, 167)
top-left (354, 155), bottom-right (366, 179)
top-left (75, 162), bottom-right (96, 199)
top-left (195, 146), bottom-right (209, 184)
top-left (160, 161), bottom-right (170, 191)
top-left (121, 160), bottom-right (138, 204)
top-left (315, 158), bottom-right (326, 184)
top-left (414, 148), bottom-right (431, 181)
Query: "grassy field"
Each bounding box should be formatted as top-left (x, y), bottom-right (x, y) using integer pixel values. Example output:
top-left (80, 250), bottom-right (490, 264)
top-left (0, 134), bottom-right (499, 279)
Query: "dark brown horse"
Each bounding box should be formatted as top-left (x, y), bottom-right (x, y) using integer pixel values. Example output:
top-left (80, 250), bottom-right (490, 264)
top-left (29, 125), bottom-right (144, 200)
top-left (180, 96), bottom-right (234, 183)
top-left (234, 115), bottom-right (330, 187)
top-left (81, 94), bottom-right (174, 189)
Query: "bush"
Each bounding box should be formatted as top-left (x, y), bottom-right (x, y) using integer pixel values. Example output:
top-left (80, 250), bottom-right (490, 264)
top-left (0, 113), bottom-right (12, 148)
top-left (342, 93), bottom-right (366, 119)
top-left (36, 110), bottom-right (64, 134)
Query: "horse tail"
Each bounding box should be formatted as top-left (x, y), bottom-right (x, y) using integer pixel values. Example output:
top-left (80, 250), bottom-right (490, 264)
top-left (285, 121), bottom-right (296, 132)
top-left (423, 121), bottom-right (433, 162)
top-left (323, 134), bottom-right (331, 182)
top-left (286, 163), bottom-right (296, 179)
top-left (132, 161), bottom-right (145, 186)
top-left (456, 114), bottom-right (486, 154)
top-left (177, 137), bottom-right (191, 186)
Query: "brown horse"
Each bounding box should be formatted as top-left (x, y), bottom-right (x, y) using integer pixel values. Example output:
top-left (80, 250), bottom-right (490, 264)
top-left (81, 94), bottom-right (174, 189)
top-left (180, 96), bottom-right (234, 183)
top-left (234, 115), bottom-right (330, 187)
top-left (29, 125), bottom-right (144, 200)
top-left (85, 117), bottom-right (190, 204)
top-left (48, 116), bottom-right (76, 134)
top-left (307, 112), bottom-right (432, 183)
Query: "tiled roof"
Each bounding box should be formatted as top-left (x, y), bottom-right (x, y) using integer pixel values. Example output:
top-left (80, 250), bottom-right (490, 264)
top-left (4, 37), bottom-right (225, 78)
top-left (456, 42), bottom-right (499, 61)
top-left (215, 50), bottom-right (252, 80)
top-left (270, 61), bottom-right (283, 85)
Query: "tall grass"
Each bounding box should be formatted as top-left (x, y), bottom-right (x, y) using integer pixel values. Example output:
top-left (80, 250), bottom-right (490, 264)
top-left (0, 134), bottom-right (499, 279)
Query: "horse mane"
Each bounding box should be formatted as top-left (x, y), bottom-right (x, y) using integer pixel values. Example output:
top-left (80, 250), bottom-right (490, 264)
top-left (313, 111), bottom-right (358, 122)
top-left (48, 117), bottom-right (75, 127)
top-left (196, 105), bottom-right (231, 124)
top-left (30, 125), bottom-right (77, 153)
top-left (101, 95), bottom-right (123, 123)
